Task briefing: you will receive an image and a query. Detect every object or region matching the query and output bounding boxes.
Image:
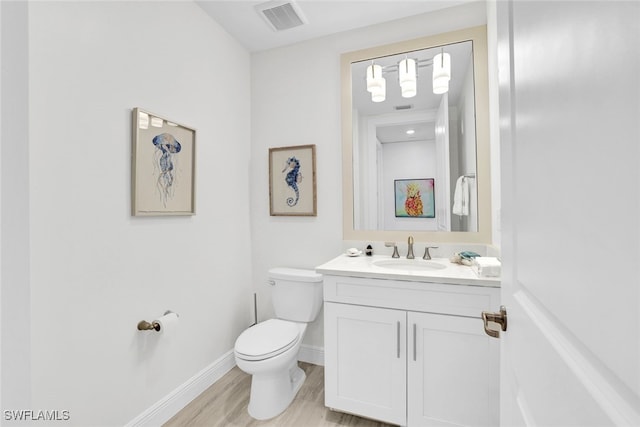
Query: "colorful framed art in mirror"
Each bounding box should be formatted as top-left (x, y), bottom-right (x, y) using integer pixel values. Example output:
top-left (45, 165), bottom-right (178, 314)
top-left (394, 178), bottom-right (435, 218)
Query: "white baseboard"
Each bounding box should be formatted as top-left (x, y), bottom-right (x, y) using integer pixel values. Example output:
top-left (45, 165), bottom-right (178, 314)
top-left (126, 350), bottom-right (236, 427)
top-left (126, 345), bottom-right (324, 426)
top-left (298, 344), bottom-right (324, 366)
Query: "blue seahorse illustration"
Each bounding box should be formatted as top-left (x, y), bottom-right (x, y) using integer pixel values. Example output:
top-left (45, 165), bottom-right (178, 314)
top-left (152, 133), bottom-right (182, 207)
top-left (282, 156), bottom-right (302, 206)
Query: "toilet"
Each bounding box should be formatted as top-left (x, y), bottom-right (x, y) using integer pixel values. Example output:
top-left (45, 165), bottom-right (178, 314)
top-left (234, 267), bottom-right (323, 420)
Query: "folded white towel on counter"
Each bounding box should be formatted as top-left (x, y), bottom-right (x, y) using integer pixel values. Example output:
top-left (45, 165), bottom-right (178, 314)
top-left (473, 257), bottom-right (501, 278)
top-left (452, 176), bottom-right (469, 216)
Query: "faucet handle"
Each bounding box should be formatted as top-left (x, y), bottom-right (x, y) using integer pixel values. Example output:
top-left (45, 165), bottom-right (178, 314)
top-left (385, 242), bottom-right (400, 258)
top-left (423, 246), bottom-right (439, 260)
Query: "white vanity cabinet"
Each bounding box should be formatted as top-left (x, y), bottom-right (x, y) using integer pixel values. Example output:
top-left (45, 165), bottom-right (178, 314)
top-left (325, 302), bottom-right (407, 424)
top-left (323, 274), bottom-right (500, 427)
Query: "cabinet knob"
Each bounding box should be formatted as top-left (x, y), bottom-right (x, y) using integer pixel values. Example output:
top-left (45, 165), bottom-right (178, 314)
top-left (481, 306), bottom-right (507, 338)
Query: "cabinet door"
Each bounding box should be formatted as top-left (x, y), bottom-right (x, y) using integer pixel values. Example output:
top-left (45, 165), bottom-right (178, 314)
top-left (407, 312), bottom-right (499, 427)
top-left (325, 302), bottom-right (407, 426)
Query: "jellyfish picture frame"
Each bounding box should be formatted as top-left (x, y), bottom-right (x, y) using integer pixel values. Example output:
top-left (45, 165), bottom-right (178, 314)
top-left (131, 108), bottom-right (196, 216)
top-left (269, 144), bottom-right (317, 216)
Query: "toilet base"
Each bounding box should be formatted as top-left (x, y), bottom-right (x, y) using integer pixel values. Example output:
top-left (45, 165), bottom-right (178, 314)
top-left (247, 360), bottom-right (306, 420)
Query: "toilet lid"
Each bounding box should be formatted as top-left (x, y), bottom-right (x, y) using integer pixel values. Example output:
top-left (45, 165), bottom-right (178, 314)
top-left (235, 319), bottom-right (300, 361)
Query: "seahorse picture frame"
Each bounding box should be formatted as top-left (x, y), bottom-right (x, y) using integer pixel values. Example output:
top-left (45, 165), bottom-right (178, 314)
top-left (269, 144), bottom-right (317, 216)
top-left (131, 108), bottom-right (196, 216)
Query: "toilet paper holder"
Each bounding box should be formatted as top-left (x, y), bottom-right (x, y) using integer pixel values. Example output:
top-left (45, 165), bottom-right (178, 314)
top-left (137, 310), bottom-right (177, 332)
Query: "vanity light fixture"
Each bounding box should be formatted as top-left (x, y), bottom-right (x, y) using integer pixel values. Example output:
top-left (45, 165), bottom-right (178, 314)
top-left (432, 50), bottom-right (451, 95)
top-left (364, 49), bottom-right (451, 103)
top-left (371, 79), bottom-right (386, 103)
top-left (366, 63), bottom-right (386, 103)
top-left (398, 57), bottom-right (417, 98)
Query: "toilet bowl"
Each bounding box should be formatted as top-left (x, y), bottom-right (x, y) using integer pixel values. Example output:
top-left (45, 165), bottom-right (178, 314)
top-left (233, 268), bottom-right (323, 420)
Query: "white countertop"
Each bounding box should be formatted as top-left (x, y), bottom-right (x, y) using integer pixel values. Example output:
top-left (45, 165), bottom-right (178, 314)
top-left (316, 254), bottom-right (500, 287)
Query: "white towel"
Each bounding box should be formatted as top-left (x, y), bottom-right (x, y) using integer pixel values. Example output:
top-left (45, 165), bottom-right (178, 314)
top-left (473, 257), bottom-right (501, 278)
top-left (452, 176), bottom-right (469, 216)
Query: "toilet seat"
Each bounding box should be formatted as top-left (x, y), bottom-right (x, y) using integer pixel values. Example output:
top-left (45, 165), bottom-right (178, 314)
top-left (235, 319), bottom-right (300, 361)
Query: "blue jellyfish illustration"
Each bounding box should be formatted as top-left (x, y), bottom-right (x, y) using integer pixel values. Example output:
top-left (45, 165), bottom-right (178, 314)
top-left (282, 156), bottom-right (302, 206)
top-left (152, 133), bottom-right (182, 206)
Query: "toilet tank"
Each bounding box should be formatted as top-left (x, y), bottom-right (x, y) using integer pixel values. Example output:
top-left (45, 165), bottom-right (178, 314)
top-left (269, 268), bottom-right (323, 322)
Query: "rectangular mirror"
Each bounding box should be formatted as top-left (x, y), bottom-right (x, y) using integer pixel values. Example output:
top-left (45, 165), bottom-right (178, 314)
top-left (342, 26), bottom-right (491, 243)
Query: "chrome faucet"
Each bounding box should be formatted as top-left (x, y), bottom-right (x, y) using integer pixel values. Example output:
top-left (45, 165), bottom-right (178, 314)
top-left (406, 236), bottom-right (415, 259)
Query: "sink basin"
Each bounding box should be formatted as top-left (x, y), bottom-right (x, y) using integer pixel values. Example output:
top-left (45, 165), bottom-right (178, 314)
top-left (372, 258), bottom-right (447, 271)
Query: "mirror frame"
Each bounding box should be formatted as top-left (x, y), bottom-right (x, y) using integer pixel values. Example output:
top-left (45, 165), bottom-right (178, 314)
top-left (342, 25), bottom-right (491, 243)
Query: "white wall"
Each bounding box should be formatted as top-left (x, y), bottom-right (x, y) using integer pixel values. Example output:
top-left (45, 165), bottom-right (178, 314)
top-left (455, 53), bottom-right (479, 231)
top-left (25, 2), bottom-right (252, 425)
top-left (486, 0), bottom-right (501, 249)
top-left (382, 141), bottom-right (438, 231)
top-left (1, 0), bottom-right (31, 415)
top-left (250, 1), bottom-right (488, 351)
top-left (1, 1), bottom-right (497, 423)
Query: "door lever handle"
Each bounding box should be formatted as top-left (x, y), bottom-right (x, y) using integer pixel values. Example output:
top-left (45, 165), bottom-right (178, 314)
top-left (481, 306), bottom-right (507, 338)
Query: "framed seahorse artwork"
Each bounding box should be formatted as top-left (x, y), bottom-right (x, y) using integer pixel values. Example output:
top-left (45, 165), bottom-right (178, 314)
top-left (131, 108), bottom-right (196, 216)
top-left (269, 144), bottom-right (317, 216)
top-left (394, 178), bottom-right (435, 218)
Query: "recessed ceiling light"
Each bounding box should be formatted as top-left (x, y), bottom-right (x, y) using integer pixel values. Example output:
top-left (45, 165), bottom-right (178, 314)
top-left (406, 129), bottom-right (416, 135)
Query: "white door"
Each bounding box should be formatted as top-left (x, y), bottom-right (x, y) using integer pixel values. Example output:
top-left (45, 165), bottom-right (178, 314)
top-left (435, 93), bottom-right (451, 231)
top-left (408, 311), bottom-right (498, 427)
top-left (497, 1), bottom-right (640, 425)
top-left (324, 302), bottom-right (407, 425)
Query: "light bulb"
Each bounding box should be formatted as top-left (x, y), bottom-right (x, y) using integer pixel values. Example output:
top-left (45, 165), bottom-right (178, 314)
top-left (401, 80), bottom-right (417, 98)
top-left (398, 58), bottom-right (417, 98)
top-left (432, 52), bottom-right (451, 94)
top-left (366, 64), bottom-right (383, 93)
top-left (371, 78), bottom-right (386, 102)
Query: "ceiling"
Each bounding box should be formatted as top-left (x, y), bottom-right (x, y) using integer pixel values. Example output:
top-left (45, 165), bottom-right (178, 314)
top-left (196, 1), bottom-right (474, 145)
top-left (196, 1), bottom-right (468, 52)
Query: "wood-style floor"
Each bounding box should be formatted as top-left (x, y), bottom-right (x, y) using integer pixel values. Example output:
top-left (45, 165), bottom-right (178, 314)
top-left (163, 362), bottom-right (396, 427)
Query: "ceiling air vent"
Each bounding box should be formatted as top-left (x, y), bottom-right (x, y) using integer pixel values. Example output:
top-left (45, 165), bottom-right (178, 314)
top-left (255, 1), bottom-right (307, 32)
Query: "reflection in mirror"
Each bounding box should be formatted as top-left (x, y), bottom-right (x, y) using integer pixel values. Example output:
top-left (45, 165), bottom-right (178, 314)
top-left (342, 26), bottom-right (491, 243)
top-left (352, 41), bottom-right (476, 232)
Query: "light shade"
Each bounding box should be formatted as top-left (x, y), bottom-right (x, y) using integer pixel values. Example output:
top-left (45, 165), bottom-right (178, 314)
top-left (371, 77), bottom-right (386, 102)
top-left (366, 64), bottom-right (384, 93)
top-left (398, 58), bottom-right (417, 98)
top-left (432, 52), bottom-right (451, 94)
top-left (366, 63), bottom-right (386, 102)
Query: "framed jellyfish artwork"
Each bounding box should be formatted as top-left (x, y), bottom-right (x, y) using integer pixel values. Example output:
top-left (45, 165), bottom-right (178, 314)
top-left (131, 108), bottom-right (196, 216)
top-left (269, 144), bottom-right (317, 216)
